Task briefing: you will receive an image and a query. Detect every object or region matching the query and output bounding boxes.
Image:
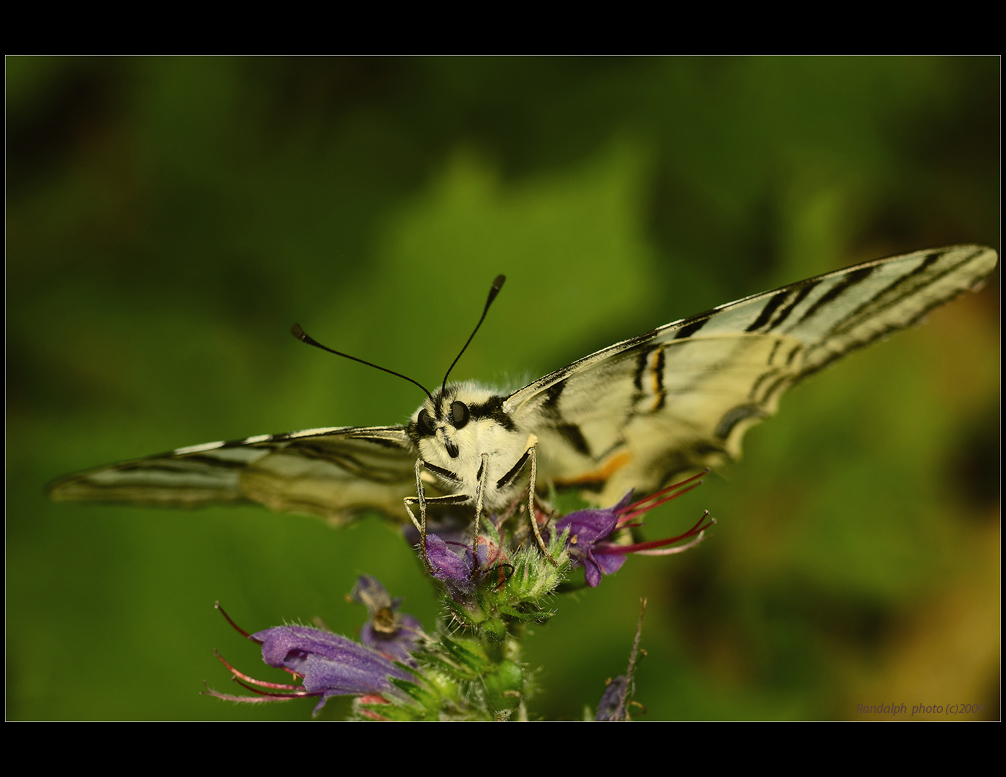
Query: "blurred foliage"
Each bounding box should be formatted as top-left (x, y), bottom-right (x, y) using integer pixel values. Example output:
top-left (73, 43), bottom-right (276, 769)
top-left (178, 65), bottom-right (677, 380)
top-left (7, 57), bottom-right (998, 720)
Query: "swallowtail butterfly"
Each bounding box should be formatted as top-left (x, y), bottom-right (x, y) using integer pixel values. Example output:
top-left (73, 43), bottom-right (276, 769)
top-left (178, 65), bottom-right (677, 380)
top-left (49, 245), bottom-right (998, 542)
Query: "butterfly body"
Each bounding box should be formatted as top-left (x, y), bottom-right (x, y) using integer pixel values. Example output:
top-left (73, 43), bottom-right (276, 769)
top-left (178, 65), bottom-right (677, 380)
top-left (49, 245), bottom-right (998, 530)
top-left (408, 381), bottom-right (532, 514)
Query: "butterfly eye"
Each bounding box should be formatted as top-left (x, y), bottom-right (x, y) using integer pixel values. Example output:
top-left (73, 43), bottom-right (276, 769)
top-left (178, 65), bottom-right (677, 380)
top-left (416, 409), bottom-right (435, 436)
top-left (450, 401), bottom-right (470, 429)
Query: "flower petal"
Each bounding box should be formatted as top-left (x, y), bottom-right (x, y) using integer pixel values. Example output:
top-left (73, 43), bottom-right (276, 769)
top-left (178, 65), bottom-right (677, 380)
top-left (252, 626), bottom-right (412, 696)
top-left (425, 534), bottom-right (476, 593)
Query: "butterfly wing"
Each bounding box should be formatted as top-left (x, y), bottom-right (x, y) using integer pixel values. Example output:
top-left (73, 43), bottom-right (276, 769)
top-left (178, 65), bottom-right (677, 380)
top-left (48, 425), bottom-right (423, 527)
top-left (505, 245), bottom-right (998, 506)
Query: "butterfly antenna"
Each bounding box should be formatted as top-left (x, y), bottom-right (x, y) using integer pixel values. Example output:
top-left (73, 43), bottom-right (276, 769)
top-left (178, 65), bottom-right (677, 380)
top-left (441, 274), bottom-right (506, 395)
top-left (291, 323), bottom-right (434, 402)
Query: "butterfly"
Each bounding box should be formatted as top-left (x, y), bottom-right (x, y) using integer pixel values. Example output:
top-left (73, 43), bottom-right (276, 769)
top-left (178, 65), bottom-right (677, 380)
top-left (49, 245), bottom-right (998, 550)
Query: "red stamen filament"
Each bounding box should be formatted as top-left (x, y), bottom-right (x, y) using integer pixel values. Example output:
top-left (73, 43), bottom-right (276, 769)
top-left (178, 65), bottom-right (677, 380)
top-left (601, 512), bottom-right (715, 556)
top-left (231, 677), bottom-right (315, 698)
top-left (214, 601), bottom-right (261, 643)
top-left (616, 471), bottom-right (707, 526)
top-left (213, 650), bottom-right (304, 690)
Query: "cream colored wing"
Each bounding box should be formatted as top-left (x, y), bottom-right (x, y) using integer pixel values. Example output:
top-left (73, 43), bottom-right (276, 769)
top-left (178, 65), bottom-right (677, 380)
top-left (48, 425), bottom-right (421, 527)
top-left (505, 245), bottom-right (998, 506)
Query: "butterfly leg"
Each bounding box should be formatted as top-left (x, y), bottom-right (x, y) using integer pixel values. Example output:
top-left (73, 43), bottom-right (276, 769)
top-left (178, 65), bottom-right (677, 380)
top-left (404, 458), bottom-right (430, 567)
top-left (405, 459), bottom-right (473, 572)
top-left (470, 453), bottom-right (491, 573)
top-left (495, 435), bottom-right (555, 566)
top-left (523, 439), bottom-right (556, 566)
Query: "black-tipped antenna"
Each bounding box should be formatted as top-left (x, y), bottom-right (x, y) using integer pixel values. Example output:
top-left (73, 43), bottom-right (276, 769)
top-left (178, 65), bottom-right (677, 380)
top-left (291, 323), bottom-right (434, 402)
top-left (441, 274), bottom-right (506, 395)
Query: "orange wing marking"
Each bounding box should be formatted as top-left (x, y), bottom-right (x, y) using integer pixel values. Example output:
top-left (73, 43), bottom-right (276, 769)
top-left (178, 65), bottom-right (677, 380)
top-left (553, 451), bottom-right (633, 487)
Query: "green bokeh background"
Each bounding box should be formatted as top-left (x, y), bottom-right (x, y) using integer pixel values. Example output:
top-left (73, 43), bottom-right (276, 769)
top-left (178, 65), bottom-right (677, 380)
top-left (7, 57), bottom-right (999, 720)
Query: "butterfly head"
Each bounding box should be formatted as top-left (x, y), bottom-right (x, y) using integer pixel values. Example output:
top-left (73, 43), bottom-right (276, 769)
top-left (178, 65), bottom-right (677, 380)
top-left (407, 383), bottom-right (516, 467)
top-left (413, 393), bottom-right (468, 459)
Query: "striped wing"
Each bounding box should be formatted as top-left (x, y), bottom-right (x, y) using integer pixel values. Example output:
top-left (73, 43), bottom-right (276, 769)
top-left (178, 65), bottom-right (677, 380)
top-left (505, 245), bottom-right (998, 506)
top-left (48, 425), bottom-right (421, 527)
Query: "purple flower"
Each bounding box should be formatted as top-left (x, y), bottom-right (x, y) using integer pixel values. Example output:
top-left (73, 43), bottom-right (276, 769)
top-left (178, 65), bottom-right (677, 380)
top-left (554, 472), bottom-right (714, 588)
top-left (204, 604), bottom-right (415, 717)
top-left (424, 533), bottom-right (504, 599)
top-left (351, 575), bottom-right (423, 664)
top-left (596, 675), bottom-right (630, 721)
top-left (426, 534), bottom-right (474, 589)
top-left (596, 598), bottom-right (647, 721)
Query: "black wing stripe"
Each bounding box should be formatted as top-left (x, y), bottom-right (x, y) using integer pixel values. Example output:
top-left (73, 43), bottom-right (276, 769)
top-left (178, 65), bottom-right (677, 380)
top-left (745, 289), bottom-right (792, 333)
top-left (541, 382), bottom-right (565, 420)
top-left (556, 424), bottom-right (592, 457)
top-left (650, 346), bottom-right (667, 412)
top-left (796, 251), bottom-right (968, 372)
top-left (673, 318), bottom-right (707, 340)
top-left (783, 341), bottom-right (803, 368)
top-left (825, 250), bottom-right (959, 340)
top-left (792, 266), bottom-right (877, 329)
top-left (632, 349), bottom-right (648, 392)
top-left (762, 283), bottom-right (817, 332)
top-left (747, 369), bottom-right (781, 403)
top-left (160, 454), bottom-right (253, 470)
top-left (715, 405), bottom-right (766, 441)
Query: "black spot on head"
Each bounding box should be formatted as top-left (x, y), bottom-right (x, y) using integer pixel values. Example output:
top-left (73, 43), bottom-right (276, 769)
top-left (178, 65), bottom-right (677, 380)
top-left (468, 394), bottom-right (516, 432)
